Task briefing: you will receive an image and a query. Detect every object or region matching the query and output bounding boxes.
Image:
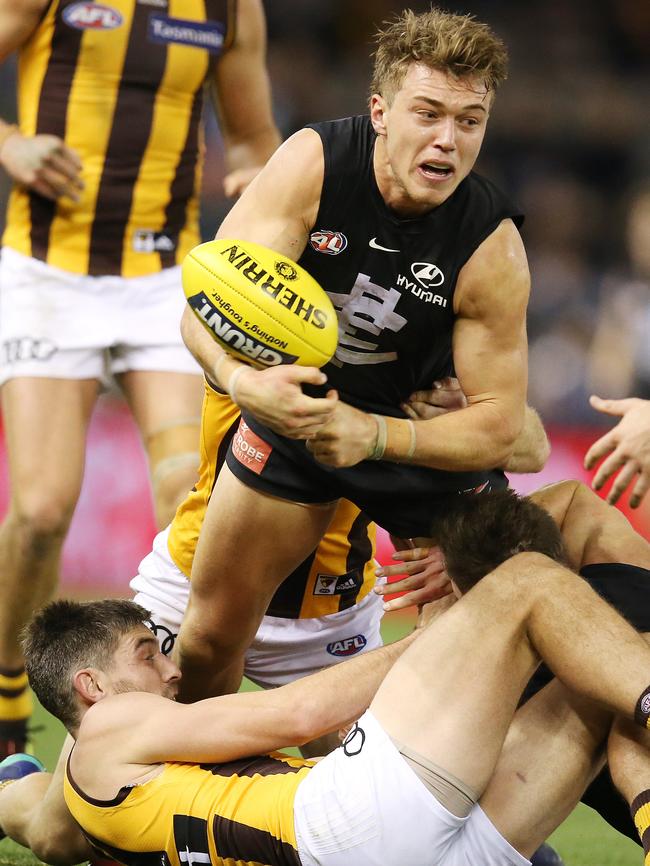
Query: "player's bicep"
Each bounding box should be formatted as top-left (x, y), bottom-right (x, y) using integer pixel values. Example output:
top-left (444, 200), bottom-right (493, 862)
top-left (216, 129), bottom-right (323, 258)
top-left (452, 219), bottom-right (529, 413)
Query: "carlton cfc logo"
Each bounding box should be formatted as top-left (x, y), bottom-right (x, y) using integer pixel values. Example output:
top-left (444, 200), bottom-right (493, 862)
top-left (310, 230), bottom-right (348, 256)
top-left (63, 2), bottom-right (123, 29)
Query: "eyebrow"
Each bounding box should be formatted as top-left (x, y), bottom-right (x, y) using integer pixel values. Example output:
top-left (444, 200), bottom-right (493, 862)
top-left (135, 635), bottom-right (158, 651)
top-left (414, 97), bottom-right (488, 114)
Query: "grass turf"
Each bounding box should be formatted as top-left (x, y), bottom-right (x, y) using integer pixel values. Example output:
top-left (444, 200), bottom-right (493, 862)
top-left (0, 610), bottom-right (642, 866)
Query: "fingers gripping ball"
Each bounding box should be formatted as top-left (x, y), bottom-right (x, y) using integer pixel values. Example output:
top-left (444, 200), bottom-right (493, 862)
top-left (182, 239), bottom-right (338, 368)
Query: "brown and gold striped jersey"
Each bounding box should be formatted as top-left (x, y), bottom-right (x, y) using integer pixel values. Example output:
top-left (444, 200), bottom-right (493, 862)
top-left (65, 752), bottom-right (313, 866)
top-left (167, 379), bottom-right (378, 618)
top-left (3, 0), bottom-right (234, 277)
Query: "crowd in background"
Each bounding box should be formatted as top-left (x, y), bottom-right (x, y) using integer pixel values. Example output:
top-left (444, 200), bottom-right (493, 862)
top-left (1, 0), bottom-right (649, 425)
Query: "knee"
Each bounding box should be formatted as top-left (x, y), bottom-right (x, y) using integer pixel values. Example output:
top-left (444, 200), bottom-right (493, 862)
top-left (7, 495), bottom-right (76, 552)
top-left (151, 457), bottom-right (198, 529)
top-left (29, 824), bottom-right (91, 866)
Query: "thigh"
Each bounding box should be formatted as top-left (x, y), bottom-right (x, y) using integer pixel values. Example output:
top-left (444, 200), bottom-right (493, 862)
top-left (1, 377), bottom-right (98, 504)
top-left (369, 570), bottom-right (538, 797)
top-left (119, 370), bottom-right (203, 442)
top-left (186, 463), bottom-right (337, 654)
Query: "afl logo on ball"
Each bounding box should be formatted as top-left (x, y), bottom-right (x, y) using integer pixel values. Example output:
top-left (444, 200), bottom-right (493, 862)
top-left (63, 1), bottom-right (123, 29)
top-left (310, 230), bottom-right (348, 256)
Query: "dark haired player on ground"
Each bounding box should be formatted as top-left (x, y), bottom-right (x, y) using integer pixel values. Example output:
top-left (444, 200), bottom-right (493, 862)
top-left (7, 549), bottom-right (650, 866)
top-left (422, 480), bottom-right (650, 851)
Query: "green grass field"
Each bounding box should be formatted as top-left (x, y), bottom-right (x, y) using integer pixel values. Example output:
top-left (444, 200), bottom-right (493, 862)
top-left (0, 610), bottom-right (642, 866)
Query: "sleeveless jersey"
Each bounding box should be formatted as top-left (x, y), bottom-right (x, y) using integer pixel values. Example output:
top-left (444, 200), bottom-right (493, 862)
top-left (64, 752), bottom-right (312, 866)
top-left (236, 115), bottom-right (522, 530)
top-left (2, 0), bottom-right (234, 277)
top-left (299, 114), bottom-right (525, 415)
top-left (167, 378), bottom-right (377, 617)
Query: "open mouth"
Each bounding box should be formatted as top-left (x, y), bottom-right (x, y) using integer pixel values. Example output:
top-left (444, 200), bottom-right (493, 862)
top-left (419, 162), bottom-right (454, 180)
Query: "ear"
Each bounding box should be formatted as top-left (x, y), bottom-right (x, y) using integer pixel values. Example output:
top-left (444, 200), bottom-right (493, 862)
top-left (369, 94), bottom-right (388, 136)
top-left (73, 668), bottom-right (108, 706)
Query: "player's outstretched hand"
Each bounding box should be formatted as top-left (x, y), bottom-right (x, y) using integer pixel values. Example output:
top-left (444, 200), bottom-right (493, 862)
top-left (0, 132), bottom-right (84, 202)
top-left (306, 400), bottom-right (378, 467)
top-left (233, 364), bottom-right (338, 439)
top-left (585, 395), bottom-right (650, 508)
top-left (402, 376), bottom-right (467, 419)
top-left (374, 546), bottom-right (453, 612)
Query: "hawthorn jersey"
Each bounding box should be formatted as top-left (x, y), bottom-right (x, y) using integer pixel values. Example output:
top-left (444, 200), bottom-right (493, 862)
top-left (167, 378), bottom-right (377, 617)
top-left (3, 0), bottom-right (235, 277)
top-left (232, 115), bottom-right (524, 537)
top-left (64, 752), bottom-right (313, 866)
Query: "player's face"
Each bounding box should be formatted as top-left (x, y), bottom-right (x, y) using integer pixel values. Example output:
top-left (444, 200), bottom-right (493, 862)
top-left (371, 63), bottom-right (491, 216)
top-left (107, 626), bottom-right (180, 700)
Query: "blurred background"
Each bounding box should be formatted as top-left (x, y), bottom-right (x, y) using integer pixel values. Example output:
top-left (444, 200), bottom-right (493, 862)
top-left (0, 0), bottom-right (649, 590)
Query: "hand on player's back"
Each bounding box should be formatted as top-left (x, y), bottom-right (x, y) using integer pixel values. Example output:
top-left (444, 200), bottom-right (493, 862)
top-left (233, 364), bottom-right (338, 439)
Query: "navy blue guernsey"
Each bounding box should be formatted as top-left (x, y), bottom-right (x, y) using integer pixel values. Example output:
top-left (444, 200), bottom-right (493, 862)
top-left (232, 115), bottom-right (525, 536)
top-left (297, 115), bottom-right (524, 416)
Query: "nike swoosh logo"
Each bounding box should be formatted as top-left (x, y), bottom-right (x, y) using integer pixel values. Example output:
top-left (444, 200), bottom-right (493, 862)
top-left (369, 238), bottom-right (400, 252)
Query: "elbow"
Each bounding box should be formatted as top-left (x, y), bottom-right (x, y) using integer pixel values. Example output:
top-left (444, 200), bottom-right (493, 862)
top-left (288, 697), bottom-right (331, 747)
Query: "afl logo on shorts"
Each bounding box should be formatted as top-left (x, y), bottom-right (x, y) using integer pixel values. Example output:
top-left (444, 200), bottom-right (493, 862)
top-left (310, 230), bottom-right (348, 256)
top-left (63, 2), bottom-right (123, 29)
top-left (327, 634), bottom-right (367, 657)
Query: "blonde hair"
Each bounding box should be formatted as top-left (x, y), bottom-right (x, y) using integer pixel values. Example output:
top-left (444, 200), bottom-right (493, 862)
top-left (371, 7), bottom-right (508, 101)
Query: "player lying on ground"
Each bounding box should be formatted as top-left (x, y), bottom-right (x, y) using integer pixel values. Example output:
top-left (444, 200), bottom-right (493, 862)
top-left (0, 479), bottom-right (644, 865)
top-left (12, 541), bottom-right (650, 866)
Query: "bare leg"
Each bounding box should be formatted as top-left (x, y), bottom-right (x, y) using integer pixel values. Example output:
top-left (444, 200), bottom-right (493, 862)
top-left (608, 716), bottom-right (650, 859)
top-left (0, 378), bottom-right (98, 666)
top-left (532, 479), bottom-right (650, 569)
top-left (174, 463), bottom-right (337, 700)
top-left (481, 681), bottom-right (610, 857)
top-left (120, 370), bottom-right (204, 529)
top-left (371, 553), bottom-right (650, 799)
top-left (0, 736), bottom-right (90, 865)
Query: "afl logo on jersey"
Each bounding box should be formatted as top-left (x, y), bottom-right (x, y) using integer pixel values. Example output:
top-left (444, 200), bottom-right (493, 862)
top-left (63, 2), bottom-right (123, 29)
top-left (310, 230), bottom-right (348, 256)
top-left (411, 261), bottom-right (445, 289)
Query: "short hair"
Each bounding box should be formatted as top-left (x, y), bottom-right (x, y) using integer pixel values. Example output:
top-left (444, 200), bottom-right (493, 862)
top-left (430, 489), bottom-right (568, 594)
top-left (22, 598), bottom-right (150, 731)
top-left (371, 7), bottom-right (509, 102)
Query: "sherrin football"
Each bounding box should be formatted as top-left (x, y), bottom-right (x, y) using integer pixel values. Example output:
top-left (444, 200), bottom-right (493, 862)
top-left (182, 239), bottom-right (338, 368)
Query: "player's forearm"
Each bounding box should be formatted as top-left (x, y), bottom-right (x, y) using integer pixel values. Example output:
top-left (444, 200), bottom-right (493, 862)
top-left (180, 305), bottom-right (244, 390)
top-left (372, 402), bottom-right (523, 471)
top-left (223, 126), bottom-right (281, 174)
top-left (278, 632), bottom-right (419, 744)
top-left (503, 406), bottom-right (550, 473)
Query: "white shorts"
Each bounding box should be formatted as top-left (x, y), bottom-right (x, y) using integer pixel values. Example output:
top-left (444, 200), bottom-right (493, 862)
top-left (294, 710), bottom-right (530, 866)
top-left (130, 527), bottom-right (384, 688)
top-left (0, 247), bottom-right (200, 384)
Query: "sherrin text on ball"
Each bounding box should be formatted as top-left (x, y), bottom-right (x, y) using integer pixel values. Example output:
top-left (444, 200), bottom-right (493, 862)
top-left (182, 239), bottom-right (338, 367)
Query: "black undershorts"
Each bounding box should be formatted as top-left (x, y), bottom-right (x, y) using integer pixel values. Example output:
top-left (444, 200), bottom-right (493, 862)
top-left (522, 562), bottom-right (650, 844)
top-left (225, 411), bottom-right (507, 537)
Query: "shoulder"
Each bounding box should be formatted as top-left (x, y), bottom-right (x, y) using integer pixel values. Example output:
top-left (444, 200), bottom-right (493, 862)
top-left (455, 219), bottom-right (530, 315)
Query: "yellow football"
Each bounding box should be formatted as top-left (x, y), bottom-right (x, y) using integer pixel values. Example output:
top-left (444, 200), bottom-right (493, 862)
top-left (182, 238), bottom-right (338, 368)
